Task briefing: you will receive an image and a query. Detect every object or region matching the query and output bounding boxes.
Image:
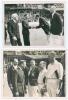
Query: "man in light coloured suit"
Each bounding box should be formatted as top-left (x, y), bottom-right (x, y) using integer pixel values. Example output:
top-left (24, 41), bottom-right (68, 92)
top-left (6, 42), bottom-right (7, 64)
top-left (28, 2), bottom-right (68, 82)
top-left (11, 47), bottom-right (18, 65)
top-left (46, 52), bottom-right (63, 97)
top-left (38, 61), bottom-right (49, 96)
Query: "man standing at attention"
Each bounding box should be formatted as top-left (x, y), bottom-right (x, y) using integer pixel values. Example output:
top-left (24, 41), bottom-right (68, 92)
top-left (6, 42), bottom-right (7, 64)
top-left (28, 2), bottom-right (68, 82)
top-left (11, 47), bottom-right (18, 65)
top-left (49, 6), bottom-right (63, 45)
top-left (22, 14), bottom-right (31, 46)
top-left (28, 60), bottom-right (39, 96)
top-left (7, 13), bottom-right (22, 46)
top-left (46, 52), bottom-right (63, 97)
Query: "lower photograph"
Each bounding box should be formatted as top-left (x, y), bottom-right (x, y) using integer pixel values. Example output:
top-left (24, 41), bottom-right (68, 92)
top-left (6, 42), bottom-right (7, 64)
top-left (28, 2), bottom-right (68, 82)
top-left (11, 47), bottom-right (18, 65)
top-left (3, 50), bottom-right (65, 97)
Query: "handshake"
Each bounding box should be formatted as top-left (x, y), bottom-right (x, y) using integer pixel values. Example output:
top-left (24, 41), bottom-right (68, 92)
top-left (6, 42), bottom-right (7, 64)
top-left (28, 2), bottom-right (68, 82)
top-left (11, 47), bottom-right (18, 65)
top-left (13, 36), bottom-right (17, 40)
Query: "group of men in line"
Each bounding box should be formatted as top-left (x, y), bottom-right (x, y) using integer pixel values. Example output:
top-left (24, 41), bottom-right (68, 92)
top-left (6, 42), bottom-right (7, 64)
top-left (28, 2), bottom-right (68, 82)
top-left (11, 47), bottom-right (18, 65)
top-left (5, 6), bottom-right (63, 46)
top-left (6, 52), bottom-right (64, 97)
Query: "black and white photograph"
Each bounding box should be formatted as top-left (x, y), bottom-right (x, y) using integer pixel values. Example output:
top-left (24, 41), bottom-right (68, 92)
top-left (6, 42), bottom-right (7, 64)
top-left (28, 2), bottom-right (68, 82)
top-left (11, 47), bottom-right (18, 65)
top-left (4, 3), bottom-right (64, 46)
top-left (3, 50), bottom-right (65, 97)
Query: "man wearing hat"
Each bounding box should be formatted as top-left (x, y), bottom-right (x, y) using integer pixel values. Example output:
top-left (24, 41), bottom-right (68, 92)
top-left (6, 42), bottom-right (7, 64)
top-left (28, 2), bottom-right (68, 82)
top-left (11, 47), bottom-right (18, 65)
top-left (7, 13), bottom-right (22, 46)
top-left (46, 52), bottom-right (63, 97)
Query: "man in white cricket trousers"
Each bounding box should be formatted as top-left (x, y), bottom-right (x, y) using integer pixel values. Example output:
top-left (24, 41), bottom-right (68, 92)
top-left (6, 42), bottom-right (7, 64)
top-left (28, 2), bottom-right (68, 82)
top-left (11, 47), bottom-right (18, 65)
top-left (46, 52), bottom-right (63, 97)
top-left (28, 60), bottom-right (39, 96)
top-left (38, 61), bottom-right (49, 96)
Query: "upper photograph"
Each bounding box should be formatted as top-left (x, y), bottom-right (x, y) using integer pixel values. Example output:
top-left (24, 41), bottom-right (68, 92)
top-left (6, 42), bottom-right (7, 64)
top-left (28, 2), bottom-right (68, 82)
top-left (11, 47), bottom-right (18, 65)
top-left (4, 3), bottom-right (64, 46)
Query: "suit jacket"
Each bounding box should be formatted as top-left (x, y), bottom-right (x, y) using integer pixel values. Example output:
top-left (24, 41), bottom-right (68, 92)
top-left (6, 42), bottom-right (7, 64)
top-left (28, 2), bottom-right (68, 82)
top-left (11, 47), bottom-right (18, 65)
top-left (22, 19), bottom-right (30, 45)
top-left (12, 67), bottom-right (25, 95)
top-left (28, 66), bottom-right (39, 86)
top-left (23, 66), bottom-right (29, 85)
top-left (7, 20), bottom-right (20, 39)
top-left (22, 19), bottom-right (31, 34)
top-left (50, 13), bottom-right (62, 35)
top-left (36, 17), bottom-right (49, 35)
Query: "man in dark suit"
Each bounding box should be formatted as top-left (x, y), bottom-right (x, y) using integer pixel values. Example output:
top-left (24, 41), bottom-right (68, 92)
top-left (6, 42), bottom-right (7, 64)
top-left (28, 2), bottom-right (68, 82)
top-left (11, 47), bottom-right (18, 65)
top-left (12, 58), bottom-right (25, 97)
top-left (20, 60), bottom-right (29, 85)
top-left (19, 60), bottom-right (29, 94)
top-left (28, 60), bottom-right (39, 96)
top-left (7, 13), bottom-right (22, 46)
top-left (50, 6), bottom-right (62, 35)
top-left (36, 15), bottom-right (50, 35)
top-left (22, 14), bottom-right (31, 46)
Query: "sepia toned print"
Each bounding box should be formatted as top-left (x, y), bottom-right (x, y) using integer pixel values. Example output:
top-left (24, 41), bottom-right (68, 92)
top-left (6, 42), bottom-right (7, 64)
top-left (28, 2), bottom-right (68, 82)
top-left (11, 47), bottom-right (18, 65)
top-left (3, 51), bottom-right (65, 97)
top-left (4, 3), bottom-right (64, 46)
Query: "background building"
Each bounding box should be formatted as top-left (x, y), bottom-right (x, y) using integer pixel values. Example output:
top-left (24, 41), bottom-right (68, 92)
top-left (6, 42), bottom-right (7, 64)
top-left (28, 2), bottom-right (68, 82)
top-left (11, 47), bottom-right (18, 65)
top-left (5, 4), bottom-right (64, 23)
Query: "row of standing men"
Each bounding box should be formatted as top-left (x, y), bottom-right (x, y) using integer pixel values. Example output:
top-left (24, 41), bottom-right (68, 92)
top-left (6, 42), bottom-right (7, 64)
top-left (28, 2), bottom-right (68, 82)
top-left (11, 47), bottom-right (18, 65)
top-left (7, 52), bottom-right (64, 97)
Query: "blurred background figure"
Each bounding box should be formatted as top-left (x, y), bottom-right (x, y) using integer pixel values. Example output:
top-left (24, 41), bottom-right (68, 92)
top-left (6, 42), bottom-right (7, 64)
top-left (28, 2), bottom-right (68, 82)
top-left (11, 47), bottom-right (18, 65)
top-left (7, 60), bottom-right (13, 89)
top-left (4, 22), bottom-right (8, 44)
top-left (3, 62), bottom-right (13, 97)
